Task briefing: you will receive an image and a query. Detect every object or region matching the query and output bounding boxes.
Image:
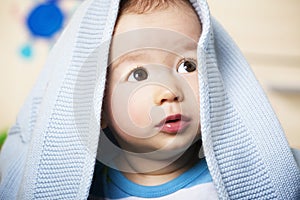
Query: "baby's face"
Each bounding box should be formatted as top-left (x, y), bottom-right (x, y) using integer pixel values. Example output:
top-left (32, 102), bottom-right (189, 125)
top-left (103, 4), bottom-right (202, 155)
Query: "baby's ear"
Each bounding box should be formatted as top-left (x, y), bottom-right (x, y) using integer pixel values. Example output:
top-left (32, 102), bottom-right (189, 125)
top-left (101, 111), bottom-right (108, 129)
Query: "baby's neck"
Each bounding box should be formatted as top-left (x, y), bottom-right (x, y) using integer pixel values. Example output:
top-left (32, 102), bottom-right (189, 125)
top-left (118, 142), bottom-right (201, 186)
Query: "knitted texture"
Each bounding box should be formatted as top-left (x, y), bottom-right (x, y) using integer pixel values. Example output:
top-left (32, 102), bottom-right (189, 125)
top-left (23, 0), bottom-right (119, 199)
top-left (0, 0), bottom-right (299, 199)
top-left (213, 18), bottom-right (300, 199)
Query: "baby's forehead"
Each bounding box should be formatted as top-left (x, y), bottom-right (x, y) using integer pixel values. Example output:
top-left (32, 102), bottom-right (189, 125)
top-left (109, 29), bottom-right (198, 64)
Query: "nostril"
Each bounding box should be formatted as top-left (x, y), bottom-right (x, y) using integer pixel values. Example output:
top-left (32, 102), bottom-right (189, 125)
top-left (160, 96), bottom-right (179, 104)
top-left (161, 99), bottom-right (167, 104)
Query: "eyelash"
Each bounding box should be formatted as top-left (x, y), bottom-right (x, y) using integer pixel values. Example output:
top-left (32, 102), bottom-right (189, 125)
top-left (129, 66), bottom-right (142, 72)
top-left (179, 58), bottom-right (197, 65)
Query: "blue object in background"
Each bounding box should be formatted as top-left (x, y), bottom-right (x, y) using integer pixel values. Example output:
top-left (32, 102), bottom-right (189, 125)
top-left (20, 44), bottom-right (33, 59)
top-left (26, 2), bottom-right (64, 38)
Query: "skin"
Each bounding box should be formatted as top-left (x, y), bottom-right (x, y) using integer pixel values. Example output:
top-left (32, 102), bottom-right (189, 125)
top-left (102, 3), bottom-right (202, 186)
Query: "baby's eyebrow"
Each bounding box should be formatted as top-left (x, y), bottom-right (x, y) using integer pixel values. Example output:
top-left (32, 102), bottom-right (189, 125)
top-left (109, 51), bottom-right (148, 70)
top-left (173, 41), bottom-right (198, 53)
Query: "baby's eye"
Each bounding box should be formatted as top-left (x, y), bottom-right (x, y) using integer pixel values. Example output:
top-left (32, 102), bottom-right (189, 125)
top-left (128, 67), bottom-right (148, 82)
top-left (177, 60), bottom-right (197, 73)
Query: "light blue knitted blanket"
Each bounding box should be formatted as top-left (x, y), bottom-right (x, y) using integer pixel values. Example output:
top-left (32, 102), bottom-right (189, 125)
top-left (0, 0), bottom-right (299, 199)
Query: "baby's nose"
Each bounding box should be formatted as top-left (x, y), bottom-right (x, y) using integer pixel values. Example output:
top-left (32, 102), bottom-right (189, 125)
top-left (154, 87), bottom-right (183, 105)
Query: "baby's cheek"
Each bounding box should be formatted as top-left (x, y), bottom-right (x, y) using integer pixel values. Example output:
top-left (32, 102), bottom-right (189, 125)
top-left (127, 86), bottom-right (154, 129)
top-left (109, 81), bottom-right (160, 138)
top-left (183, 74), bottom-right (200, 104)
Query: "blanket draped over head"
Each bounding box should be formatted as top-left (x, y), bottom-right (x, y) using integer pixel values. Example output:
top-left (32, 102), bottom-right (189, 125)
top-left (0, 0), bottom-right (299, 199)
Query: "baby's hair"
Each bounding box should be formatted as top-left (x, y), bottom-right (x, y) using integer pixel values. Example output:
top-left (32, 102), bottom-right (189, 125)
top-left (118, 0), bottom-right (192, 15)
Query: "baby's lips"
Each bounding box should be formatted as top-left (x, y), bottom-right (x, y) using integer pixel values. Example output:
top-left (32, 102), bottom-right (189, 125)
top-left (155, 114), bottom-right (191, 134)
top-left (155, 114), bottom-right (191, 128)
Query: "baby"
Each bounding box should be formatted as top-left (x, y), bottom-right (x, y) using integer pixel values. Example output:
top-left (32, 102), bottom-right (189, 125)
top-left (89, 0), bottom-right (218, 199)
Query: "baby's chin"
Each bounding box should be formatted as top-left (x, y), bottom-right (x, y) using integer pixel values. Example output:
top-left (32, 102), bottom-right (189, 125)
top-left (128, 138), bottom-right (197, 157)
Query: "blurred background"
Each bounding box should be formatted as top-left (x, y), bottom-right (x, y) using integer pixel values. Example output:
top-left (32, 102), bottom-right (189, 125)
top-left (0, 0), bottom-right (299, 148)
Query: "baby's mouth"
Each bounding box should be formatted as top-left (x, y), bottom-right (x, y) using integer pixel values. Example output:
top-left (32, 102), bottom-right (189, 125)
top-left (156, 114), bottom-right (191, 134)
